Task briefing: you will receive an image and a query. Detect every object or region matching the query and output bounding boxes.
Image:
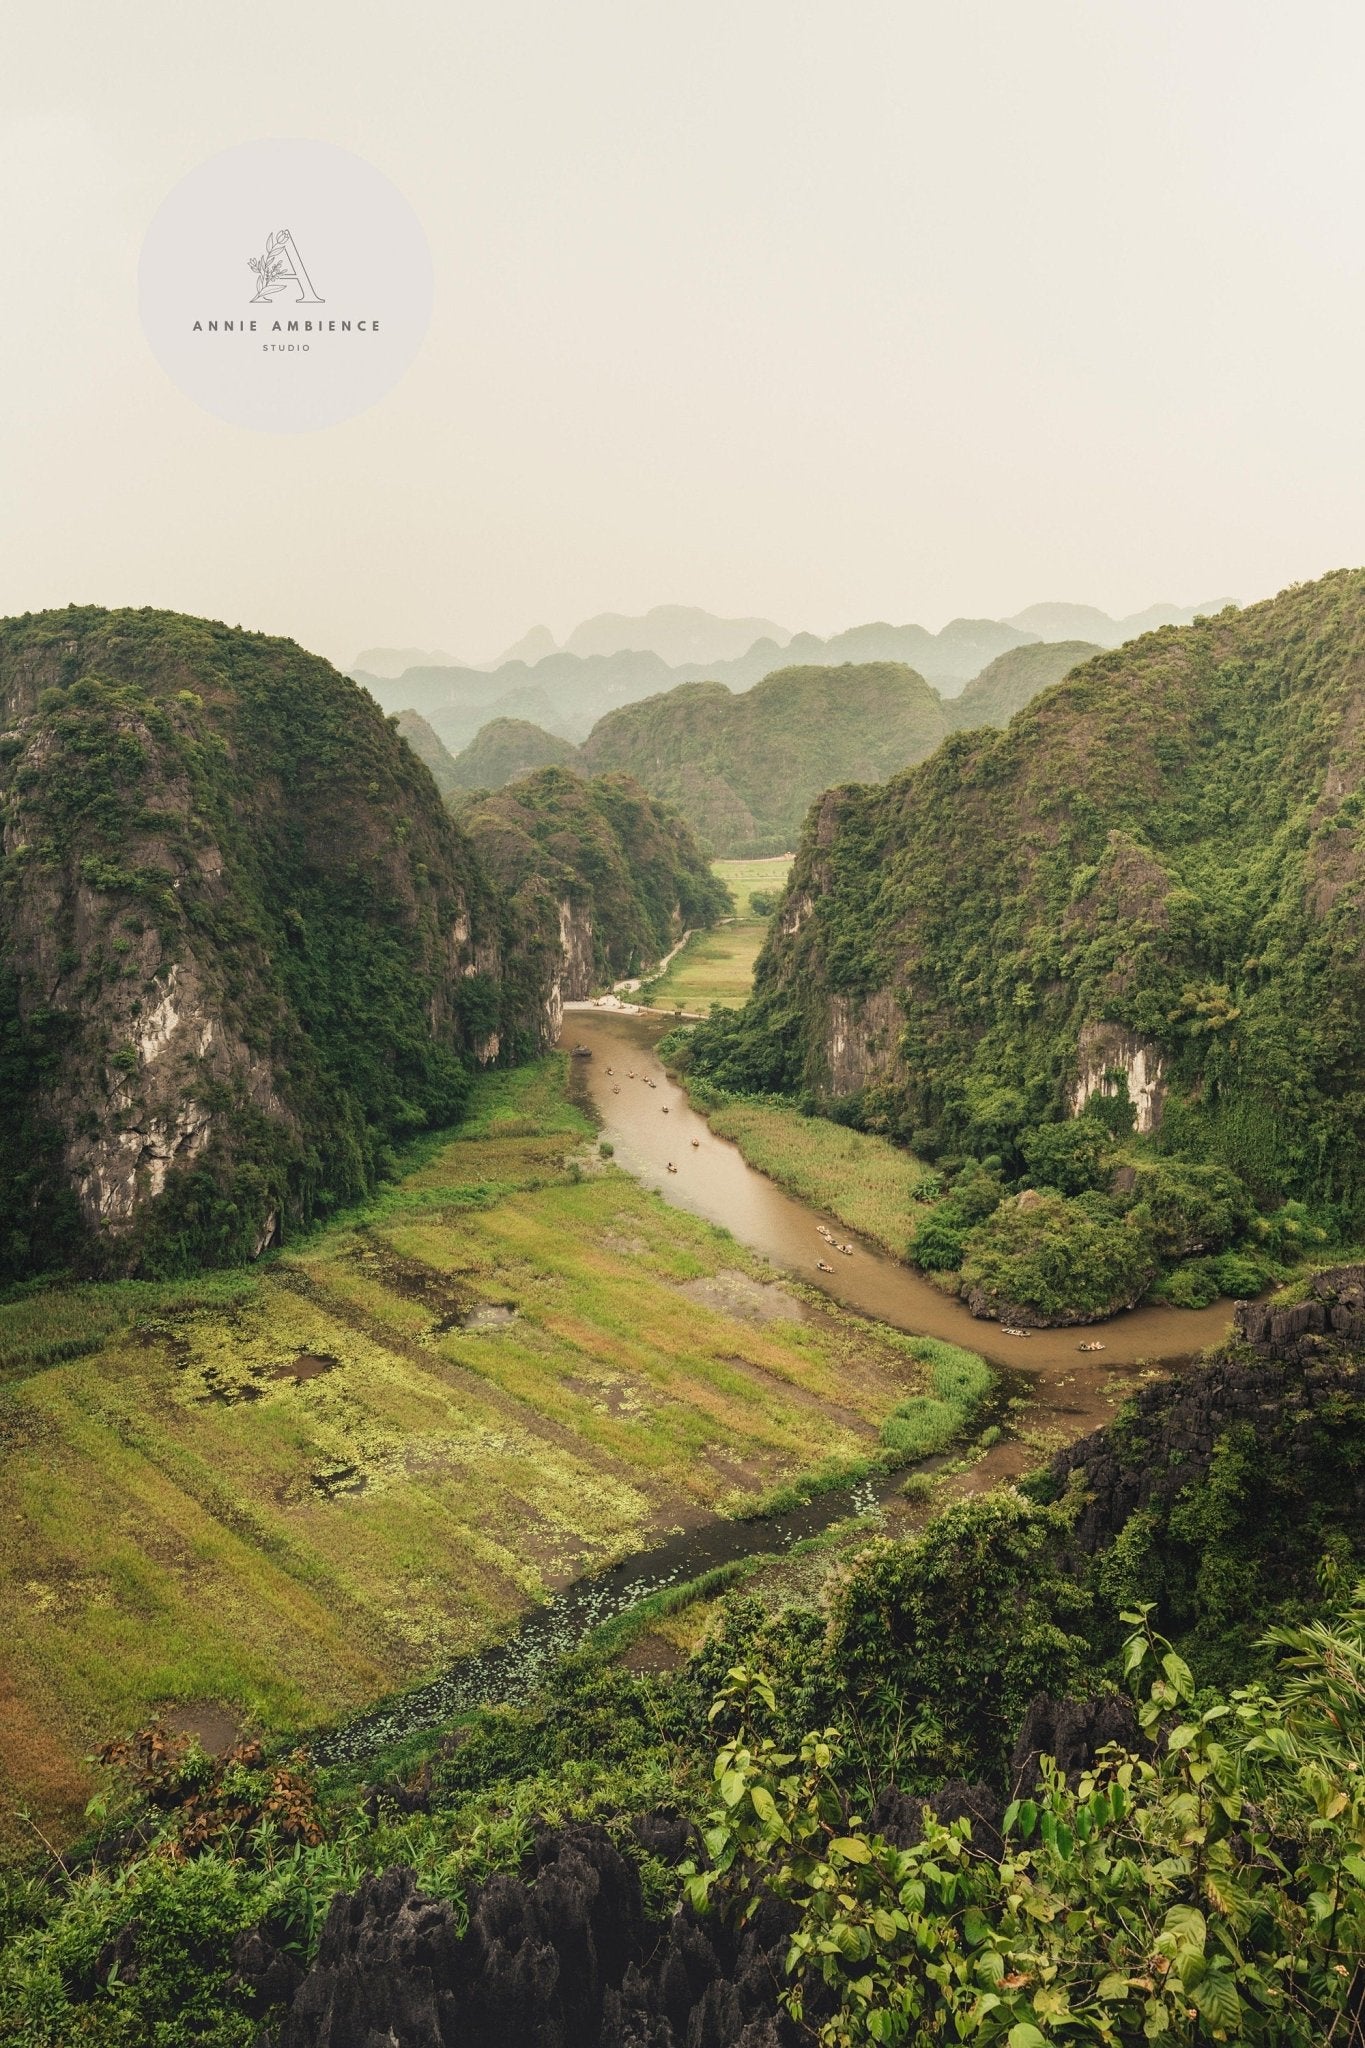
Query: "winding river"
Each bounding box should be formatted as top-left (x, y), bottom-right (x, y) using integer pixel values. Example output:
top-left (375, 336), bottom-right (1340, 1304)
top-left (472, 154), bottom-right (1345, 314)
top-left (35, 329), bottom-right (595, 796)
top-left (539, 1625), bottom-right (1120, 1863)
top-left (318, 1008), bottom-right (1233, 1763)
top-left (563, 1006), bottom-right (1234, 1486)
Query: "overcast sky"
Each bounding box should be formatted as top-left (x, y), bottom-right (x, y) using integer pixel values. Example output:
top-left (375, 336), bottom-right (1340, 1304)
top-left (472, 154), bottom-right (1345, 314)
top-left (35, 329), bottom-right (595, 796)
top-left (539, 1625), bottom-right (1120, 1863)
top-left (4, 1), bottom-right (1364, 668)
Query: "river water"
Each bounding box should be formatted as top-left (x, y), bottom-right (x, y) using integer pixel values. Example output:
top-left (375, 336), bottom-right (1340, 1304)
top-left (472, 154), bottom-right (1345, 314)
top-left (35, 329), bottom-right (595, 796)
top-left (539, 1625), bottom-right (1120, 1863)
top-left (563, 1006), bottom-right (1233, 1483)
top-left (317, 1009), bottom-right (1232, 1763)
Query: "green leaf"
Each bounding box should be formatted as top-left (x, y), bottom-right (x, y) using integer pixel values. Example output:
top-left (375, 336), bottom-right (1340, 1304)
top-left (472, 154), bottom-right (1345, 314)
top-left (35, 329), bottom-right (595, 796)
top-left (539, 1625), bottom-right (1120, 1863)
top-left (1097, 1972), bottom-right (1129, 2000)
top-left (1012, 1798), bottom-right (1038, 1840)
top-left (1008, 2026), bottom-right (1049, 2048)
top-left (1161, 1651), bottom-right (1195, 1703)
top-left (719, 1768), bottom-right (745, 1807)
top-left (1161, 1903), bottom-right (1207, 1950)
top-left (749, 1784), bottom-right (778, 1825)
top-left (1191, 1969), bottom-right (1242, 2032)
top-left (830, 1835), bottom-right (873, 1863)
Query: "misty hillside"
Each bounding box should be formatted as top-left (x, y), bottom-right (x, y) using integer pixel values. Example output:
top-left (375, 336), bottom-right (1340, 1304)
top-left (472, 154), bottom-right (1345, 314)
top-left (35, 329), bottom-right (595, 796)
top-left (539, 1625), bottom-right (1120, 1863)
top-left (352, 644), bottom-right (464, 678)
top-left (579, 661), bottom-right (948, 856)
top-left (563, 603), bottom-right (791, 665)
top-left (947, 638), bottom-right (1102, 729)
top-left (393, 709), bottom-right (462, 794)
top-left (439, 639), bottom-right (1109, 852)
top-left (1005, 599), bottom-right (1233, 644)
top-left (356, 598), bottom-right (1230, 751)
top-left (445, 716), bottom-right (580, 793)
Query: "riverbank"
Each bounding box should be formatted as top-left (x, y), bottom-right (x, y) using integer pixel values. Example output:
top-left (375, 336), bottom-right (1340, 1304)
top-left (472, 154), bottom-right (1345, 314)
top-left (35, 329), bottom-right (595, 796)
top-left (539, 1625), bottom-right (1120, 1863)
top-left (675, 1074), bottom-right (938, 1256)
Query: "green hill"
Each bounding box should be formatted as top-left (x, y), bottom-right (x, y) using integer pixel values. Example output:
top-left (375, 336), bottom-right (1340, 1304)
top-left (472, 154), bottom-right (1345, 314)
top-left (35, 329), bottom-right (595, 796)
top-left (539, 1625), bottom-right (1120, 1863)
top-left (579, 661), bottom-right (950, 856)
top-left (447, 715), bottom-right (581, 792)
top-left (0, 608), bottom-right (527, 1280)
top-left (460, 767), bottom-right (731, 1004)
top-left (678, 571), bottom-right (1365, 1312)
top-left (394, 708), bottom-right (462, 794)
top-left (947, 638), bottom-right (1102, 730)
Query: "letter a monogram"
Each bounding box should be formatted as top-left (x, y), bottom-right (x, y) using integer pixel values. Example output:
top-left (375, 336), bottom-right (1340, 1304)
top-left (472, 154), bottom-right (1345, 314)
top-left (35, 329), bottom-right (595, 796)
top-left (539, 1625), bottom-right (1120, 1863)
top-left (247, 228), bottom-right (324, 304)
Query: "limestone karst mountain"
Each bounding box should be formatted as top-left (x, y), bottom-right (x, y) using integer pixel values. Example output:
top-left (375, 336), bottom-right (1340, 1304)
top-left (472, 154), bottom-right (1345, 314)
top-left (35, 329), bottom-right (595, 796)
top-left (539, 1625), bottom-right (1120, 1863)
top-left (682, 574), bottom-right (1365, 1230)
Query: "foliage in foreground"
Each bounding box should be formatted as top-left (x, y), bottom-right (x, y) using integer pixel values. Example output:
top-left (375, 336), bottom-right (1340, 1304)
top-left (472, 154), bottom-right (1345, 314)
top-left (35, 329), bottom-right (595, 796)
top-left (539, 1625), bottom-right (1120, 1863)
top-left (688, 1598), bottom-right (1365, 2045)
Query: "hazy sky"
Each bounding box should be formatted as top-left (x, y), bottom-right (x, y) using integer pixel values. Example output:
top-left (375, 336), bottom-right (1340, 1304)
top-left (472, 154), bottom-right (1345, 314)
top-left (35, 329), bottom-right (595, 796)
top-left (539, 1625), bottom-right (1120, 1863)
top-left (5, 1), bottom-right (1365, 668)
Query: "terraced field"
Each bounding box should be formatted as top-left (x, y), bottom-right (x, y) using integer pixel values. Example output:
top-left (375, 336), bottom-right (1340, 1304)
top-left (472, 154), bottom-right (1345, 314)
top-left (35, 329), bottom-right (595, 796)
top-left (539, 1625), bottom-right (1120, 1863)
top-left (0, 1058), bottom-right (932, 1855)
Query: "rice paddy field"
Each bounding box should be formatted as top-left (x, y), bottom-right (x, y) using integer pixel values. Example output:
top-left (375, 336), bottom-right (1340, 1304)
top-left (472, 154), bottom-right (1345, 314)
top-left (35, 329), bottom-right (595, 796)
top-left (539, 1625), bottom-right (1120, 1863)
top-left (640, 855), bottom-right (793, 1012)
top-left (0, 1057), bottom-right (934, 1858)
top-left (709, 855), bottom-right (793, 920)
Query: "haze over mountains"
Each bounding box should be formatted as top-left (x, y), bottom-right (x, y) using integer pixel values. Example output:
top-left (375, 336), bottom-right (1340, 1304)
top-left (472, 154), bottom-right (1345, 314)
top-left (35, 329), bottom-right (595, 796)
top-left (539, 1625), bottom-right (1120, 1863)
top-left (423, 640), bottom-right (1113, 856)
top-left (353, 596), bottom-right (1233, 756)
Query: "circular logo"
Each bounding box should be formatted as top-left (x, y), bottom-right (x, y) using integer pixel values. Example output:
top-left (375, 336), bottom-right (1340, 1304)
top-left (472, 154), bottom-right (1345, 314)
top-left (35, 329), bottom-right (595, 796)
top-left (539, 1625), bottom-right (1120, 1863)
top-left (139, 139), bottom-right (433, 432)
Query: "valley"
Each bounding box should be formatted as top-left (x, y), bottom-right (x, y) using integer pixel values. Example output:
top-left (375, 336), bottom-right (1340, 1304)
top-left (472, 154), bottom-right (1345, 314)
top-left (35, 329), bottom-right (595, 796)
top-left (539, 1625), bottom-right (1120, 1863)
top-left (0, 1056), bottom-right (944, 1854)
top-left (2, 586), bottom-right (1363, 2046)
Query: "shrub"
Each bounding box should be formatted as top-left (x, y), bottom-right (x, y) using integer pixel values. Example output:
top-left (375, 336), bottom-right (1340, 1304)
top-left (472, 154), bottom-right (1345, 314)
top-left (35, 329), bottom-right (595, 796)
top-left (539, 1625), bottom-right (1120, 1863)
top-left (907, 1206), bottom-right (968, 1271)
top-left (1018, 1114), bottom-right (1111, 1194)
top-left (959, 1189), bottom-right (1155, 1320)
top-left (1124, 1157), bottom-right (1254, 1261)
top-left (1153, 1257), bottom-right (1220, 1308)
top-left (823, 1493), bottom-right (1095, 1782)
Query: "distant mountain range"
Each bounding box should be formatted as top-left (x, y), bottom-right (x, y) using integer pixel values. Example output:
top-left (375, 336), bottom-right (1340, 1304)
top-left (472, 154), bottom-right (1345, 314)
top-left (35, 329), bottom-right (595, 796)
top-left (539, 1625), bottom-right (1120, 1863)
top-left (354, 599), bottom-right (1233, 754)
top-left (422, 643), bottom-right (1109, 857)
top-left (353, 644), bottom-right (465, 679)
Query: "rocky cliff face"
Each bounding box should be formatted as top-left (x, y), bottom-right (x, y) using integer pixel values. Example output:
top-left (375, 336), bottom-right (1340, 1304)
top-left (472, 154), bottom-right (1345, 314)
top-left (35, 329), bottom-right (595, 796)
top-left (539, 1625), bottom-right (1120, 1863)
top-left (460, 768), bottom-right (729, 1018)
top-left (719, 571), bottom-right (1365, 1208)
top-left (0, 607), bottom-right (530, 1277)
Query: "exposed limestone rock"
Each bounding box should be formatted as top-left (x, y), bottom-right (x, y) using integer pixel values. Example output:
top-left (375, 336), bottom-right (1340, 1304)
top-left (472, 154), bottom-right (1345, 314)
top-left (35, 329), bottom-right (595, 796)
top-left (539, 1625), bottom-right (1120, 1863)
top-left (825, 987), bottom-right (906, 1095)
top-left (1068, 1020), bottom-right (1166, 1134)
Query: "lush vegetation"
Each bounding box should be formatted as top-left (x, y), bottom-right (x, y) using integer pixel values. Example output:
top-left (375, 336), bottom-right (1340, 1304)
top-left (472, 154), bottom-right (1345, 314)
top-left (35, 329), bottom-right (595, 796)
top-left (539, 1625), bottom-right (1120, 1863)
top-left (678, 574), bottom-right (1365, 1315)
top-left (444, 715), bottom-right (579, 793)
top-left (946, 639), bottom-right (1102, 732)
top-left (0, 1305), bottom-right (1361, 2043)
top-left (580, 663), bottom-right (951, 857)
top-left (460, 766), bottom-right (731, 995)
top-left (0, 608), bottom-right (520, 1281)
top-left (0, 1055), bottom-right (958, 1864)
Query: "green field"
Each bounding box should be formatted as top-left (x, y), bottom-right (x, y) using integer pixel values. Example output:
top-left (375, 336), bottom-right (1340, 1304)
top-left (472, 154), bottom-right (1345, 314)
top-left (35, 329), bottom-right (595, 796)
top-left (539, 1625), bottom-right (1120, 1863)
top-left (639, 856), bottom-right (792, 1012)
top-left (0, 1056), bottom-right (938, 1855)
top-left (642, 923), bottom-right (771, 1011)
top-left (710, 854), bottom-right (793, 919)
top-left (688, 1088), bottom-right (937, 1255)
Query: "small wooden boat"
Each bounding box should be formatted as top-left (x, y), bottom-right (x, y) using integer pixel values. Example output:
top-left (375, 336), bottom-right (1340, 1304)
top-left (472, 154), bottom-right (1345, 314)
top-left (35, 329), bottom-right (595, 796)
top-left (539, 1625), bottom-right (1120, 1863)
top-left (666, 1162), bottom-right (677, 1174)
top-left (1001, 1325), bottom-right (1032, 1338)
top-left (690, 1138), bottom-right (700, 1148)
top-left (816, 1259), bottom-right (834, 1273)
top-left (1077, 1340), bottom-right (1106, 1353)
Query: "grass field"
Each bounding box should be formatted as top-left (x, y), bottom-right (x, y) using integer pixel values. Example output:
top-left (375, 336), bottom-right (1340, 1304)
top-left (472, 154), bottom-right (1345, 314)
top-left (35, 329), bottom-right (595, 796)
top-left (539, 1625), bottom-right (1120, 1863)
top-left (0, 1057), bottom-right (938, 1855)
top-left (687, 1089), bottom-right (937, 1257)
top-left (640, 855), bottom-right (793, 1012)
top-left (711, 855), bottom-right (793, 919)
top-left (642, 924), bottom-right (771, 1012)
